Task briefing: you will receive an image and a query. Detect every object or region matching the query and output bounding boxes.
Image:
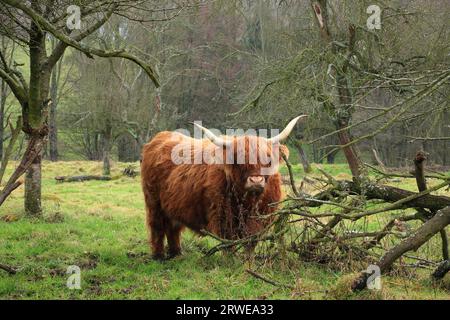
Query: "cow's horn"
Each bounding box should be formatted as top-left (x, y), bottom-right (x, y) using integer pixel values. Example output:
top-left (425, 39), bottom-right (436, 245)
top-left (268, 115), bottom-right (308, 143)
top-left (192, 122), bottom-right (233, 147)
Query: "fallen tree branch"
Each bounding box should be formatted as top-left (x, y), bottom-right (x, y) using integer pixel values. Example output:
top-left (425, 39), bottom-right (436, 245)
top-left (202, 218), bottom-right (285, 256)
top-left (0, 263), bottom-right (17, 275)
top-left (339, 180), bottom-right (450, 212)
top-left (55, 175), bottom-right (112, 183)
top-left (279, 179), bottom-right (449, 220)
top-left (352, 206), bottom-right (450, 291)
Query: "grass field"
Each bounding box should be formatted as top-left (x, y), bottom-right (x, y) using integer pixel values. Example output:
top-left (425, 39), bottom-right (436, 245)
top-left (0, 161), bottom-right (449, 299)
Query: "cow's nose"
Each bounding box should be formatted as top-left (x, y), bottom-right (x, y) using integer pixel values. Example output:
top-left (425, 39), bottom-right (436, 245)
top-left (249, 176), bottom-right (264, 184)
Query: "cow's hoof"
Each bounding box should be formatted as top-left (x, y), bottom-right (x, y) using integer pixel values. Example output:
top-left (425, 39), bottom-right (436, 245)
top-left (167, 250), bottom-right (182, 259)
top-left (152, 253), bottom-right (165, 261)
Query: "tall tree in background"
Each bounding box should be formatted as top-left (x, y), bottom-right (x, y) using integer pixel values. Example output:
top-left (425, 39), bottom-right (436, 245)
top-left (0, 1), bottom-right (167, 214)
top-left (310, 0), bottom-right (362, 177)
top-left (48, 36), bottom-right (66, 162)
top-left (0, 36), bottom-right (14, 162)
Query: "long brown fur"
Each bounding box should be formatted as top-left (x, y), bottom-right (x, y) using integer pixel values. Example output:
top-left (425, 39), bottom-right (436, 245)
top-left (141, 131), bottom-right (288, 259)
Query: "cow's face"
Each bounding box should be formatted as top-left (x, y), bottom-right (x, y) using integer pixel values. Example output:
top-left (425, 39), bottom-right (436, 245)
top-left (223, 136), bottom-right (289, 196)
top-left (193, 115), bottom-right (306, 196)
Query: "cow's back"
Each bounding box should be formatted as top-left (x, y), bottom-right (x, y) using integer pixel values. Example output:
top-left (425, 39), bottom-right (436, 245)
top-left (141, 131), bottom-right (183, 196)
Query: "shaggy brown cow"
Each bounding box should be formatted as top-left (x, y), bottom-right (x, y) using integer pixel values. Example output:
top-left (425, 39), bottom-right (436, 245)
top-left (141, 116), bottom-right (307, 259)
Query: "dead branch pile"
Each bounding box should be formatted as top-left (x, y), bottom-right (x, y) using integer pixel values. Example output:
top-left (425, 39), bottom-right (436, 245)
top-left (205, 151), bottom-right (449, 291)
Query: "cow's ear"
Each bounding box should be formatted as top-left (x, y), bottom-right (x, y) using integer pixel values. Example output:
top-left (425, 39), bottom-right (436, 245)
top-left (278, 144), bottom-right (290, 162)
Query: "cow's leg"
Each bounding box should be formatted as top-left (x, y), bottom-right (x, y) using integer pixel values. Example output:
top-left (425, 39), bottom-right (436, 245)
top-left (150, 215), bottom-right (166, 260)
top-left (166, 220), bottom-right (183, 258)
top-left (144, 191), bottom-right (166, 260)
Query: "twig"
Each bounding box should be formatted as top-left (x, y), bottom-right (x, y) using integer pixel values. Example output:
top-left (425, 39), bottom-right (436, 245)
top-left (364, 162), bottom-right (448, 181)
top-left (281, 152), bottom-right (300, 197)
top-left (246, 269), bottom-right (294, 289)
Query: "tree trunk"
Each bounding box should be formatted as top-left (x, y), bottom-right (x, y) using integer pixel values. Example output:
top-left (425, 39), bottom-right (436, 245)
top-left (117, 134), bottom-right (139, 162)
top-left (24, 12), bottom-right (50, 217)
top-left (336, 75), bottom-right (362, 177)
top-left (0, 38), bottom-right (11, 160)
top-left (0, 81), bottom-right (5, 160)
top-left (326, 148), bottom-right (338, 164)
top-left (103, 143), bottom-right (111, 176)
top-left (102, 121), bottom-right (112, 176)
top-left (310, 1), bottom-right (362, 178)
top-left (414, 151), bottom-right (449, 262)
top-left (49, 66), bottom-right (58, 161)
top-left (312, 144), bottom-right (321, 163)
top-left (24, 149), bottom-right (42, 216)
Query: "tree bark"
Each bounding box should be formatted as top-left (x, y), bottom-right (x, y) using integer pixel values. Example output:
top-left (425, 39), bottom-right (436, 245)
top-left (102, 120), bottom-right (112, 176)
top-left (413, 151), bottom-right (427, 192)
top-left (117, 134), bottom-right (139, 162)
top-left (0, 131), bottom-right (44, 207)
top-left (326, 148), bottom-right (338, 164)
top-left (414, 150), bottom-right (449, 261)
top-left (0, 37), bottom-right (12, 160)
top-left (0, 80), bottom-right (5, 160)
top-left (24, 150), bottom-right (42, 216)
top-left (49, 64), bottom-right (58, 161)
top-left (24, 11), bottom-right (49, 217)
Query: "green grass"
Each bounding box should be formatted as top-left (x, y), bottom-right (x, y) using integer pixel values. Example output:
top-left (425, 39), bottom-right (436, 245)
top-left (0, 161), bottom-right (449, 299)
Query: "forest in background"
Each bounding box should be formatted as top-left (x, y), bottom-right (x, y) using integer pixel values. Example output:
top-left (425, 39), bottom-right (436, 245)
top-left (1, 0), bottom-right (448, 172)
